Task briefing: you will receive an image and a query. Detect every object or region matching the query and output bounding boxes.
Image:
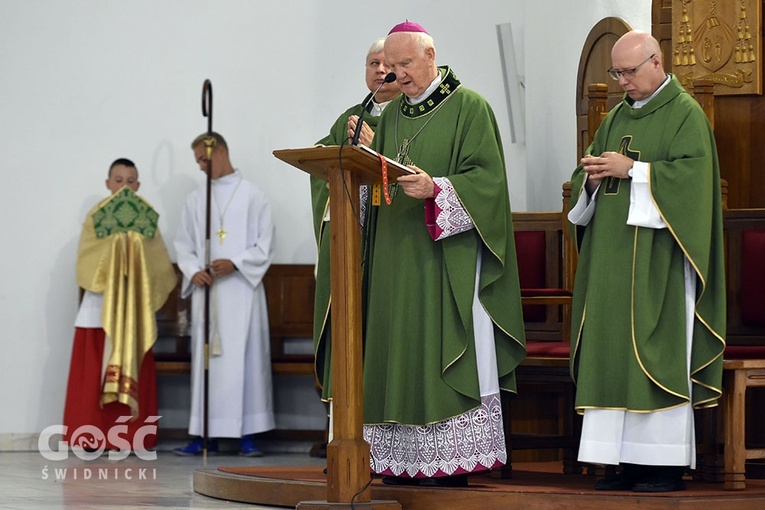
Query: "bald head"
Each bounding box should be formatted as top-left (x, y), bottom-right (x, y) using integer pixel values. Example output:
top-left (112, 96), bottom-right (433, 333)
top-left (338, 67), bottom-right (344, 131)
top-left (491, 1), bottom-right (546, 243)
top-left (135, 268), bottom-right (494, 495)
top-left (612, 31), bottom-right (661, 64)
top-left (610, 31), bottom-right (666, 101)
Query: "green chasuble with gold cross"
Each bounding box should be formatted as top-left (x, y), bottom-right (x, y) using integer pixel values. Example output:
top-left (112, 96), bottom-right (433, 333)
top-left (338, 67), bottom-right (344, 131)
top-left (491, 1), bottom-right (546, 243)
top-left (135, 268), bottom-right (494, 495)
top-left (569, 75), bottom-right (725, 413)
top-left (364, 67), bottom-right (526, 425)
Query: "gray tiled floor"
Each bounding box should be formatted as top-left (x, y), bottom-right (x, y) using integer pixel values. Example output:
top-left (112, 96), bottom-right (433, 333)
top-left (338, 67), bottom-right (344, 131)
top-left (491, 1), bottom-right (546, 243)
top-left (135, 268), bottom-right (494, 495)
top-left (0, 445), bottom-right (325, 509)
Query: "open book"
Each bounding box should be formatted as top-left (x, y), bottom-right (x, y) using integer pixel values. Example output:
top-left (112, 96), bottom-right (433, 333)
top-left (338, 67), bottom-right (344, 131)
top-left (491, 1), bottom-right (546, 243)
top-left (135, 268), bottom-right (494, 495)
top-left (274, 144), bottom-right (415, 184)
top-left (355, 144), bottom-right (416, 175)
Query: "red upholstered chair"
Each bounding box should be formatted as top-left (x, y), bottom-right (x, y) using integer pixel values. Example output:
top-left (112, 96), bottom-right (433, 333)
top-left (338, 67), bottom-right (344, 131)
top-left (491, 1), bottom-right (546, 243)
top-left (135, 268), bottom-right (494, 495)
top-left (515, 230), bottom-right (547, 323)
top-left (499, 196), bottom-right (580, 478)
top-left (513, 211), bottom-right (574, 343)
top-left (740, 229), bottom-right (765, 328)
top-left (715, 214), bottom-right (765, 490)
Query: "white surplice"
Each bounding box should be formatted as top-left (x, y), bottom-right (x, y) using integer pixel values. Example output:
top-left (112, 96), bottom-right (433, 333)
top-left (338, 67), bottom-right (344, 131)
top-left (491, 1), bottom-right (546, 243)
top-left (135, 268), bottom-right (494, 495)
top-left (175, 169), bottom-right (275, 438)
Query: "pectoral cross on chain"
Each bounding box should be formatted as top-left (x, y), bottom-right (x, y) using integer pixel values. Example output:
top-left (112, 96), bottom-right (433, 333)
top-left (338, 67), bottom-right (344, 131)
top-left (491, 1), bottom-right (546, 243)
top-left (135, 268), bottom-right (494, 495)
top-left (397, 138), bottom-right (410, 164)
top-left (216, 227), bottom-right (227, 244)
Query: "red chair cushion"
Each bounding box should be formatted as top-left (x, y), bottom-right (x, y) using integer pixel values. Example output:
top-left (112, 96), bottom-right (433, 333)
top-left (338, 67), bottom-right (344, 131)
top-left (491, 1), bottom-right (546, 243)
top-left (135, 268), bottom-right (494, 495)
top-left (741, 229), bottom-right (765, 327)
top-left (525, 340), bottom-right (570, 358)
top-left (515, 231), bottom-right (547, 322)
top-left (521, 288), bottom-right (573, 297)
top-left (724, 345), bottom-right (765, 360)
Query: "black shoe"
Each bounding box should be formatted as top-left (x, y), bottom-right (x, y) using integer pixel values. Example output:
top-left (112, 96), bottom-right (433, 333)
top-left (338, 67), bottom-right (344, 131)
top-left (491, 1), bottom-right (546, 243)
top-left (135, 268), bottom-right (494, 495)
top-left (594, 464), bottom-right (644, 491)
top-left (632, 466), bottom-right (686, 493)
top-left (419, 474), bottom-right (468, 487)
top-left (382, 475), bottom-right (420, 486)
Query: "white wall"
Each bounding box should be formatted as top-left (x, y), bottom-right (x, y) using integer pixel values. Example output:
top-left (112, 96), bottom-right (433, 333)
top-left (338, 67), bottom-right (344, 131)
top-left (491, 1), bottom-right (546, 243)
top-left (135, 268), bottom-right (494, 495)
top-left (523, 0), bottom-right (650, 210)
top-left (0, 0), bottom-right (651, 442)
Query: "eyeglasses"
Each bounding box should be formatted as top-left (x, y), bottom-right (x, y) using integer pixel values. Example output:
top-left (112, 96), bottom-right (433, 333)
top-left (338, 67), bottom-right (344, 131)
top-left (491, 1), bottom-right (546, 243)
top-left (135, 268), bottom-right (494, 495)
top-left (607, 54), bottom-right (655, 81)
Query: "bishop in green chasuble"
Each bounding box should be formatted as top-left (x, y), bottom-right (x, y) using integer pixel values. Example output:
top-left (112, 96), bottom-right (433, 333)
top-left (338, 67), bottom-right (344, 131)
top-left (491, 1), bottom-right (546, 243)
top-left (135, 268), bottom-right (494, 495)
top-left (361, 23), bottom-right (525, 481)
top-left (569, 68), bottom-right (725, 472)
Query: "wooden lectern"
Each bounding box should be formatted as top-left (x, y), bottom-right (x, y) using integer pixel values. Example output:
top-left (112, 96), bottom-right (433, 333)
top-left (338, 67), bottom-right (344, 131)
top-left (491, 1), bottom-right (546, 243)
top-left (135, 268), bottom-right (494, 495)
top-left (273, 145), bottom-right (407, 510)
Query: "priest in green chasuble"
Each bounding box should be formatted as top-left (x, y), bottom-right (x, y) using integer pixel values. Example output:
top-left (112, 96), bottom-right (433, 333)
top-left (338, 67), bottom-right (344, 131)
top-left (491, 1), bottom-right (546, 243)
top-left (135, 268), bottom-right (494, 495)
top-left (568, 31), bottom-right (725, 492)
top-left (312, 38), bottom-right (400, 402)
top-left (362, 21), bottom-right (526, 487)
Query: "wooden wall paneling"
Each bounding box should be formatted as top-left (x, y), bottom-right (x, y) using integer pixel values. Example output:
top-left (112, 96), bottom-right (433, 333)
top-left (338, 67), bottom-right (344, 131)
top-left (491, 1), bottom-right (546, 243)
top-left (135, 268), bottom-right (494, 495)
top-left (652, 0), bottom-right (673, 64)
top-left (716, 96), bottom-right (765, 209)
top-left (715, 97), bottom-right (754, 209)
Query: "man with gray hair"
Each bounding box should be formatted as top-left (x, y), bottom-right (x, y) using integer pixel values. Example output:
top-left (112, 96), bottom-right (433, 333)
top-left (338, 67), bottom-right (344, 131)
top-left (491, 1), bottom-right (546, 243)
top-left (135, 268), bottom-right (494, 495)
top-left (311, 38), bottom-right (400, 405)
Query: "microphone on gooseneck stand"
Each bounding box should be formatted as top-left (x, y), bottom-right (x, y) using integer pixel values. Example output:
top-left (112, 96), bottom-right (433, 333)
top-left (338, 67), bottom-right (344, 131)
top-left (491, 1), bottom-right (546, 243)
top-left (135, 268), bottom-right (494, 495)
top-left (351, 72), bottom-right (397, 146)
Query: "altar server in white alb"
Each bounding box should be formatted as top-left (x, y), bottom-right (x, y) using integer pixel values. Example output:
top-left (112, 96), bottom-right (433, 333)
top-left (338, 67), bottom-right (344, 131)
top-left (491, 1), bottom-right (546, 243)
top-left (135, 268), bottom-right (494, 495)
top-left (174, 132), bottom-right (275, 456)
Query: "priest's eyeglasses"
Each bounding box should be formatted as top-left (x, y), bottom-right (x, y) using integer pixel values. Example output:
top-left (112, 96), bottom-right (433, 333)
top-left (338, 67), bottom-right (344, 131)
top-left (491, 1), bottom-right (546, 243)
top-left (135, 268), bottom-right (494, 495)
top-left (607, 54), bottom-right (655, 81)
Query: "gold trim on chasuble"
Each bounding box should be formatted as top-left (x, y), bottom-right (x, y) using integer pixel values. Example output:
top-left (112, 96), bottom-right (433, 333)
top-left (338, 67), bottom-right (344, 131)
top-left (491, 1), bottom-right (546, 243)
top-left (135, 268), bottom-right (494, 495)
top-left (643, 157), bottom-right (725, 408)
top-left (104, 365), bottom-right (140, 404)
top-left (629, 226), bottom-right (690, 403)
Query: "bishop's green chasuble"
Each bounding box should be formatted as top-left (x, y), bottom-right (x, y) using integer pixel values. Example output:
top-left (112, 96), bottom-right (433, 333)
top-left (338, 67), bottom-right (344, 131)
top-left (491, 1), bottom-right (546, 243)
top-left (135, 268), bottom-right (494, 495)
top-left (364, 67), bottom-right (526, 426)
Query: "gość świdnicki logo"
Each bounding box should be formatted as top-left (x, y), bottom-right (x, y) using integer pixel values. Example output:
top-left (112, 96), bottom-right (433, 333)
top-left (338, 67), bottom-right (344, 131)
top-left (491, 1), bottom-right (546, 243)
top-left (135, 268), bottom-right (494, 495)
top-left (39, 415), bottom-right (160, 461)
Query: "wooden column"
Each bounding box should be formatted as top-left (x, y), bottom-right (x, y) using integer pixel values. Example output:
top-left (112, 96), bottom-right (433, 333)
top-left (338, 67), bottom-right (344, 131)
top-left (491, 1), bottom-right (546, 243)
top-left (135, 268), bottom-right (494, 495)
top-left (692, 78), bottom-right (715, 129)
top-left (586, 83), bottom-right (608, 147)
top-left (325, 165), bottom-right (368, 503)
top-left (290, 148), bottom-right (400, 510)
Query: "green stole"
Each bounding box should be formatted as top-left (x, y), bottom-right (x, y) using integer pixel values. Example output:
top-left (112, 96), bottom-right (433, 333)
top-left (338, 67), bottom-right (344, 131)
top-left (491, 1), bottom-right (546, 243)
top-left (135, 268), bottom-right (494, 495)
top-left (364, 67), bottom-right (526, 425)
top-left (569, 75), bottom-right (725, 412)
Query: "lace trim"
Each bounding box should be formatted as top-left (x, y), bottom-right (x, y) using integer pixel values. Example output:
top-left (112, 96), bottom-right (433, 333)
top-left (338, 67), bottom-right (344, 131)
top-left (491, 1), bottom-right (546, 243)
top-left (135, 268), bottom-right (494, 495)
top-left (363, 393), bottom-right (506, 478)
top-left (360, 185), bottom-right (368, 226)
top-left (429, 177), bottom-right (473, 240)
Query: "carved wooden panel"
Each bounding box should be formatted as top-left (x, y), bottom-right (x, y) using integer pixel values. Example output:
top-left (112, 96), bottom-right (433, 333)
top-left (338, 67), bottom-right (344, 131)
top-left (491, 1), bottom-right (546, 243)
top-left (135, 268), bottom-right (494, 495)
top-left (672, 0), bottom-right (762, 95)
top-left (654, 0), bottom-right (765, 208)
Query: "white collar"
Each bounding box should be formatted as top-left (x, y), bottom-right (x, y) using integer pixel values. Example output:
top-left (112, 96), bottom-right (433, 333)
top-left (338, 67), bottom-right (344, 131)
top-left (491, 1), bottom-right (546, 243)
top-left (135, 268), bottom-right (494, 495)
top-left (407, 70), bottom-right (443, 105)
top-left (370, 98), bottom-right (393, 117)
top-left (632, 74), bottom-right (671, 109)
top-left (214, 168), bottom-right (241, 185)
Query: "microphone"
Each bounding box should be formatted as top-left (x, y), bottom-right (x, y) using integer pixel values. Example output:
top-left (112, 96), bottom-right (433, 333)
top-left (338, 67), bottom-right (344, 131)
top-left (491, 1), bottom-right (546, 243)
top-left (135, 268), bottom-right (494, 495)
top-left (351, 72), bottom-right (396, 146)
